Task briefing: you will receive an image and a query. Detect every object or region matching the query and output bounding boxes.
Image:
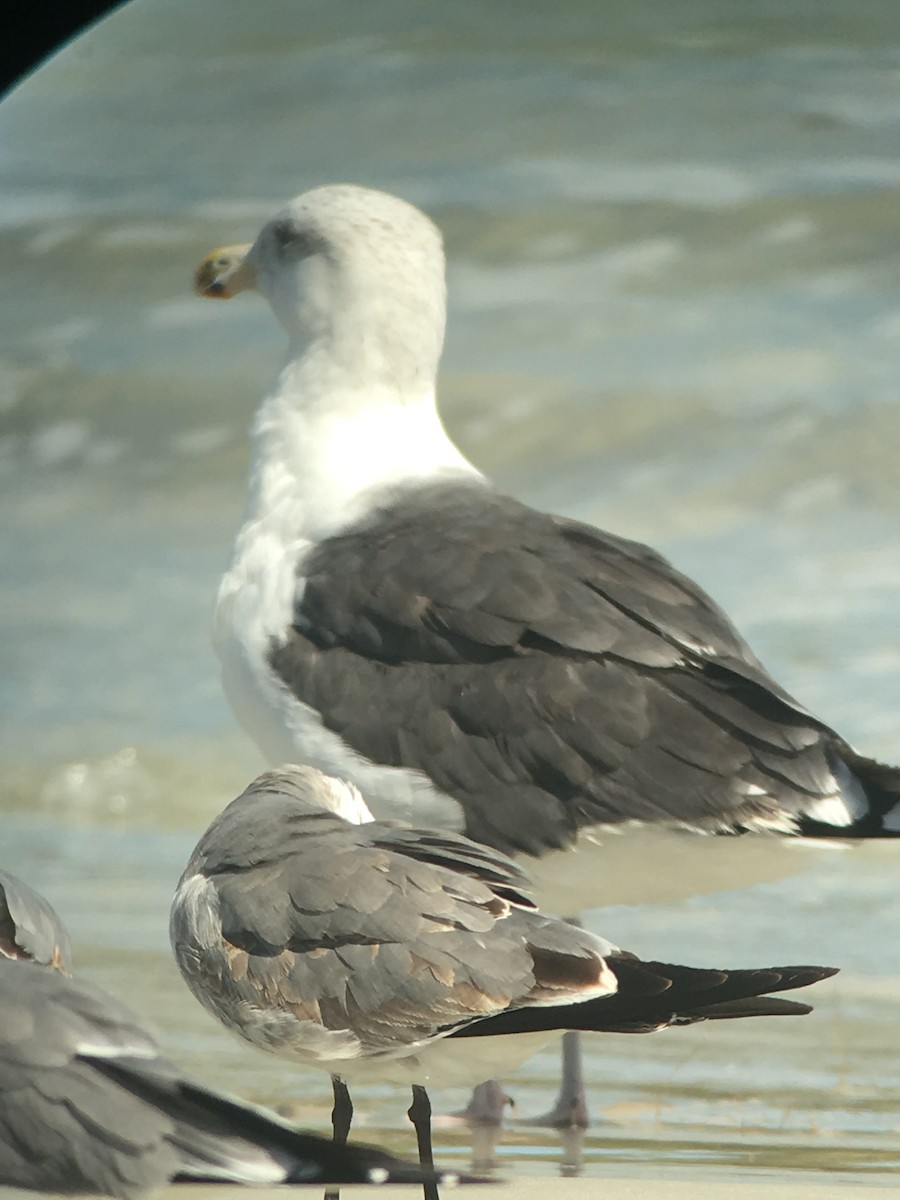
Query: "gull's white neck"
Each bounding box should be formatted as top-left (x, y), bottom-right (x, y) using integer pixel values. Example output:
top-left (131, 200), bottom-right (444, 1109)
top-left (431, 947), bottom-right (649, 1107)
top-left (242, 350), bottom-right (481, 547)
top-left (215, 339), bottom-right (483, 767)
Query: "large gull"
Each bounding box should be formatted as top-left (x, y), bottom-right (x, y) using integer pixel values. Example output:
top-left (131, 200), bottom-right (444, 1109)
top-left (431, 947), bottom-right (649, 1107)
top-left (170, 766), bottom-right (837, 1191)
top-left (193, 183), bottom-right (899, 1124)
top-left (0, 871), bottom-right (467, 1197)
top-left (194, 184), bottom-right (900, 859)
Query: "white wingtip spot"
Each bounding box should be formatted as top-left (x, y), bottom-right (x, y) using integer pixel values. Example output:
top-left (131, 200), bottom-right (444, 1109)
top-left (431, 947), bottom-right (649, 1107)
top-left (367, 1167), bottom-right (390, 1184)
top-left (827, 759), bottom-right (871, 824)
top-left (884, 803), bottom-right (900, 833)
top-left (803, 795), bottom-right (856, 828)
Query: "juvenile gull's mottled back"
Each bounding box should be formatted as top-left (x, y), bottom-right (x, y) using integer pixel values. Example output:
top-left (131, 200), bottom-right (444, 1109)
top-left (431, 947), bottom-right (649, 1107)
top-left (171, 765), bottom-right (837, 1082)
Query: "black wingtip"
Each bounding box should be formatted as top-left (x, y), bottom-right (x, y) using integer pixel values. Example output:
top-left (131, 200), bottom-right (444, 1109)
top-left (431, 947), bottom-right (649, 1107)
top-left (769, 965), bottom-right (841, 986)
top-left (679, 996), bottom-right (815, 1021)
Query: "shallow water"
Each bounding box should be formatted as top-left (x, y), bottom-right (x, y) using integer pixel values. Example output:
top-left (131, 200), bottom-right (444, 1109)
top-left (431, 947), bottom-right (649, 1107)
top-left (1, 0), bottom-right (899, 1188)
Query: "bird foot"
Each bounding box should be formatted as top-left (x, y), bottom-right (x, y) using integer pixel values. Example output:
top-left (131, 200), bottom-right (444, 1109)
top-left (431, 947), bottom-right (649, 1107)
top-left (456, 1080), bottom-right (514, 1127)
top-left (523, 1088), bottom-right (590, 1130)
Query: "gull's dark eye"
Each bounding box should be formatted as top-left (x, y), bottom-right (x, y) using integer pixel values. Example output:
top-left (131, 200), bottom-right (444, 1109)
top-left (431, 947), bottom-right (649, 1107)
top-left (270, 218), bottom-right (318, 259)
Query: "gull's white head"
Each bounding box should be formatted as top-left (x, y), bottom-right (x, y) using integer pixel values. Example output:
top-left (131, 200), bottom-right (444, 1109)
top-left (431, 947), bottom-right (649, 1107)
top-left (195, 184), bottom-right (447, 391)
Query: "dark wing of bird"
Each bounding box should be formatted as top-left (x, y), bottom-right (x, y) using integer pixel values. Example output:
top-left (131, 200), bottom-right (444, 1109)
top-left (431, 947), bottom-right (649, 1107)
top-left (269, 480), bottom-right (877, 855)
top-left (90, 1055), bottom-right (472, 1186)
top-left (0, 958), bottom-right (455, 1194)
top-left (0, 959), bottom-right (184, 1198)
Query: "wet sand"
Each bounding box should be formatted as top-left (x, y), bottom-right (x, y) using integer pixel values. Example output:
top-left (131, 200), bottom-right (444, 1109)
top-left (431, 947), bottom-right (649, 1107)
top-left (125, 1178), bottom-right (900, 1199)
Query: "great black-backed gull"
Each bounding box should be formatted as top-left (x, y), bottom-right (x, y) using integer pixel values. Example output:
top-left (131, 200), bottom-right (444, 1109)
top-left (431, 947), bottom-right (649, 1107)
top-left (195, 183), bottom-right (899, 866)
top-left (170, 765), bottom-right (837, 1187)
top-left (0, 873), bottom-right (459, 1197)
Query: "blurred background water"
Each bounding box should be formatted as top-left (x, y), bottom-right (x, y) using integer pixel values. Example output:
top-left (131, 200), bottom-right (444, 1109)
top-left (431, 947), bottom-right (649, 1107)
top-left (0, 0), bottom-right (899, 1189)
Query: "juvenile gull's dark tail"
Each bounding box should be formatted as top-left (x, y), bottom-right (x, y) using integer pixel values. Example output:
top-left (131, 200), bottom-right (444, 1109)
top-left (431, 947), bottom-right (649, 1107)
top-left (450, 962), bottom-right (839, 1038)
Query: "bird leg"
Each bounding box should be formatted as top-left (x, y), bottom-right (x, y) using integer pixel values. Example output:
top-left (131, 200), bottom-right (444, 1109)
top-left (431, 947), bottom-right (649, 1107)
top-left (408, 1084), bottom-right (440, 1200)
top-left (528, 915), bottom-right (591, 1130)
top-left (330, 1074), bottom-right (353, 1144)
top-left (324, 1075), bottom-right (353, 1200)
top-left (530, 1029), bottom-right (590, 1128)
top-left (458, 1080), bottom-right (512, 1171)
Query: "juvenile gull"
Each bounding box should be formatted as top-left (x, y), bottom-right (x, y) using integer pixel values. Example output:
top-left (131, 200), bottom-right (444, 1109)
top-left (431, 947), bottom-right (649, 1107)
top-left (169, 765), bottom-right (838, 1179)
top-left (194, 183), bottom-right (898, 1127)
top-left (0, 874), bottom-right (464, 1198)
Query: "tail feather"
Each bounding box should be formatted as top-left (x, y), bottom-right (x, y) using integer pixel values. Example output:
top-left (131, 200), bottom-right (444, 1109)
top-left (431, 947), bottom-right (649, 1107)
top-left (450, 961), bottom-right (838, 1039)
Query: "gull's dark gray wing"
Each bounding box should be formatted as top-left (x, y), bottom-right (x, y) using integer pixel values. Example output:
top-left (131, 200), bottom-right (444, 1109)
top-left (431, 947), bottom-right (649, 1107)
top-left (0, 959), bottom-right (188, 1197)
top-left (0, 869), bottom-right (72, 972)
top-left (171, 768), bottom-right (619, 1059)
top-left (0, 958), bottom-right (459, 1196)
top-left (268, 480), bottom-right (900, 855)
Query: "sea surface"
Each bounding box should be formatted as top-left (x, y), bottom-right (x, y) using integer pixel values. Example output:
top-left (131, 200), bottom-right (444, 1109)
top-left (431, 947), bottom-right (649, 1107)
top-left (0, 0), bottom-right (898, 1189)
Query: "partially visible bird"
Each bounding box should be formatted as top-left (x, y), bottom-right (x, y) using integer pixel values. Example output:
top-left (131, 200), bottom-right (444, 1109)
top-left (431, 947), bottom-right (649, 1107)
top-left (0, 872), bottom-right (469, 1198)
top-left (0, 867), bottom-right (72, 972)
